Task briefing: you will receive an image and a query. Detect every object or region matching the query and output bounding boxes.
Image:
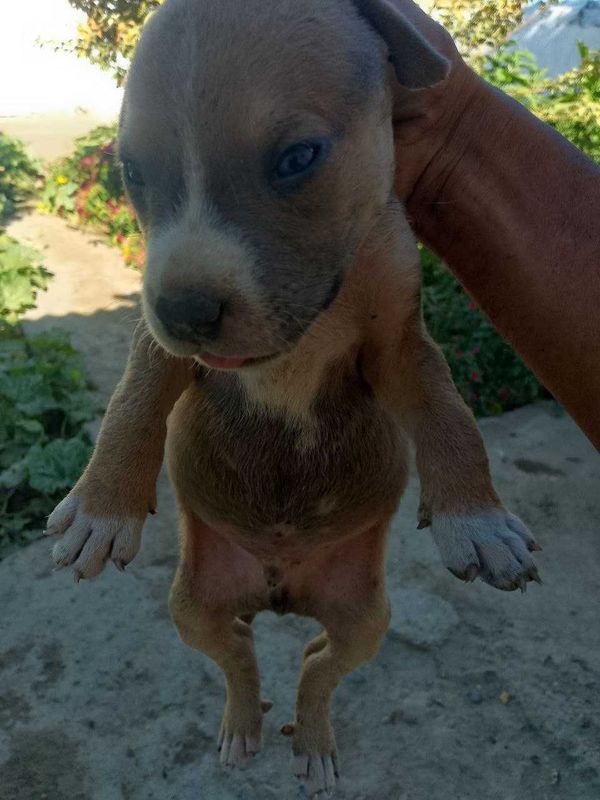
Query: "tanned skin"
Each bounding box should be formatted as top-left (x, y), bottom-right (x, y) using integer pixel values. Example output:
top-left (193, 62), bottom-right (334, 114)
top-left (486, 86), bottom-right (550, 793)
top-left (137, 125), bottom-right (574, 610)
top-left (389, 0), bottom-right (600, 449)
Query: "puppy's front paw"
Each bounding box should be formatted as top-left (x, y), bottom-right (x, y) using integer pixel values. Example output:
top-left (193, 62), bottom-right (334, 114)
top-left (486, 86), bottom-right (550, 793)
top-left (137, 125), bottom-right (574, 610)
top-left (432, 508), bottom-right (541, 592)
top-left (47, 492), bottom-right (146, 581)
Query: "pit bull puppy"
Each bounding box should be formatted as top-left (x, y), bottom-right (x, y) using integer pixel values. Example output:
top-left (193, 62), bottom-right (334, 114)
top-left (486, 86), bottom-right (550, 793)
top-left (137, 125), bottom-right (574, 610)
top-left (47, 0), bottom-right (541, 795)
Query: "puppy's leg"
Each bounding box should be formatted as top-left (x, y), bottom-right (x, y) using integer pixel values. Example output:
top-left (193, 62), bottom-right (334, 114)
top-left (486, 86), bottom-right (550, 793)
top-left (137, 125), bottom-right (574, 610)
top-left (389, 318), bottom-right (541, 591)
top-left (288, 524), bottom-right (390, 797)
top-left (48, 321), bottom-right (193, 579)
top-left (169, 512), bottom-right (269, 768)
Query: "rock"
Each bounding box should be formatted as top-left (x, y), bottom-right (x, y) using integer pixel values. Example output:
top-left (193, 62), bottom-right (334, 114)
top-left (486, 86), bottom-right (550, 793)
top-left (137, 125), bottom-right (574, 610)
top-left (387, 588), bottom-right (460, 649)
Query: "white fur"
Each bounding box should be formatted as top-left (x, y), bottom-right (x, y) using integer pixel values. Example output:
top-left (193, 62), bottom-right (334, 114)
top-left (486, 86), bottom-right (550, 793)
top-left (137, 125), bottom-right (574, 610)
top-left (293, 752), bottom-right (338, 797)
top-left (431, 508), bottom-right (539, 591)
top-left (47, 495), bottom-right (144, 580)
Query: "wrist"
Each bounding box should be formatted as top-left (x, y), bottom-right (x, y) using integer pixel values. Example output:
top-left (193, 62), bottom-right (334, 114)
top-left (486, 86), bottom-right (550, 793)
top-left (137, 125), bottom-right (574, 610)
top-left (399, 66), bottom-right (488, 216)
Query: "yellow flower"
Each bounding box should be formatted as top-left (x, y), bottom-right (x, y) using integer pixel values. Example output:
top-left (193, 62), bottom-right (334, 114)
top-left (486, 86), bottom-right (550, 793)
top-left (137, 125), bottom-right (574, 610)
top-left (56, 175), bottom-right (68, 185)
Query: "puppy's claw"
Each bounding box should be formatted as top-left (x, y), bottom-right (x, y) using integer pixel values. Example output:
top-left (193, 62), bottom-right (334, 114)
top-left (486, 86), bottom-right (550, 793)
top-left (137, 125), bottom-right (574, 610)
top-left (529, 542), bottom-right (543, 552)
top-left (281, 723), bottom-right (295, 737)
top-left (261, 700), bottom-right (273, 714)
top-left (113, 559), bottom-right (126, 573)
top-left (417, 519), bottom-right (431, 530)
top-left (74, 571), bottom-right (82, 585)
top-left (530, 566), bottom-right (543, 585)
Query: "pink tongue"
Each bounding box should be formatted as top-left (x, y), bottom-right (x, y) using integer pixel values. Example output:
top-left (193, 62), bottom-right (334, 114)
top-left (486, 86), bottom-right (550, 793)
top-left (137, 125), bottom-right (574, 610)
top-left (200, 353), bottom-right (248, 370)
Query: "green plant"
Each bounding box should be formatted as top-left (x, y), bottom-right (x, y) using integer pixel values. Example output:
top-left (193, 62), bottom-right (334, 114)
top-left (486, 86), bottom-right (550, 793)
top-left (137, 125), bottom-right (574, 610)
top-left (421, 248), bottom-right (544, 416)
top-left (481, 42), bottom-right (600, 164)
top-left (0, 220), bottom-right (93, 556)
top-left (0, 133), bottom-right (41, 221)
top-left (537, 44), bottom-right (600, 163)
top-left (66, 0), bottom-right (163, 85)
top-left (40, 125), bottom-right (145, 268)
top-left (0, 322), bottom-right (94, 558)
top-left (0, 234), bottom-right (52, 323)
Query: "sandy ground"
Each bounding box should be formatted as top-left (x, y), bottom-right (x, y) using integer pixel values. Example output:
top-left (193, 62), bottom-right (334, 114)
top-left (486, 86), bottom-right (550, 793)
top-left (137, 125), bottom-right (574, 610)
top-left (1, 123), bottom-right (599, 800)
top-left (1, 112), bottom-right (117, 163)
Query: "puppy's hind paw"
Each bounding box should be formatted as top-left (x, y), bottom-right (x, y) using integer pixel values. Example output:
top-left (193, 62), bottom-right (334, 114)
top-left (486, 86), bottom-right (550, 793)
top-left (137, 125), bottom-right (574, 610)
top-left (47, 493), bottom-right (145, 581)
top-left (432, 508), bottom-right (541, 592)
top-left (292, 719), bottom-right (339, 797)
top-left (293, 753), bottom-right (338, 797)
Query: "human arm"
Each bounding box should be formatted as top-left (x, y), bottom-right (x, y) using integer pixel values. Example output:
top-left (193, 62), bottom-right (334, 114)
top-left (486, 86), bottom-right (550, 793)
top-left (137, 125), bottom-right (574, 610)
top-left (387, 0), bottom-right (600, 449)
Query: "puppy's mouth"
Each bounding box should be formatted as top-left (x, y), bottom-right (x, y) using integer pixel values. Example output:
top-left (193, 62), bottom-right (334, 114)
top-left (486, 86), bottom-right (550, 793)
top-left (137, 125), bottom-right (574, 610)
top-left (197, 352), bottom-right (280, 371)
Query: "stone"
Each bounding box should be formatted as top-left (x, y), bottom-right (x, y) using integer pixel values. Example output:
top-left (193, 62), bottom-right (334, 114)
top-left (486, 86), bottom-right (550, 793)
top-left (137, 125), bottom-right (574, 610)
top-left (387, 588), bottom-right (460, 649)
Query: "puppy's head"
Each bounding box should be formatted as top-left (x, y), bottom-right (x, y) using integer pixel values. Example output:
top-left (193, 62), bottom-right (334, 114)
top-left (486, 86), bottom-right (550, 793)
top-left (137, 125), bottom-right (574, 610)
top-left (119, 0), bottom-right (447, 368)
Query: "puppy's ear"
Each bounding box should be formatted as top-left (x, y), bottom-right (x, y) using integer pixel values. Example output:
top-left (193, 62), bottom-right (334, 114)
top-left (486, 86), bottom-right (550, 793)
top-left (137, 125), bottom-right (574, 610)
top-left (353, 0), bottom-right (450, 89)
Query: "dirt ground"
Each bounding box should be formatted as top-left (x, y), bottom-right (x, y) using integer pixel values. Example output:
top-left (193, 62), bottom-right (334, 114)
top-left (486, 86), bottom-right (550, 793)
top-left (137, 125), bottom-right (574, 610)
top-left (0, 121), bottom-right (599, 800)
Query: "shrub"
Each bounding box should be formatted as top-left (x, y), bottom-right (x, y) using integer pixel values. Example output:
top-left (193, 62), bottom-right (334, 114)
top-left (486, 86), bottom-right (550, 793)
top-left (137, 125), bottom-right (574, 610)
top-left (66, 0), bottom-right (164, 86)
top-left (0, 144), bottom-right (94, 557)
top-left (0, 234), bottom-right (52, 323)
top-left (40, 125), bottom-right (145, 268)
top-left (481, 43), bottom-right (600, 163)
top-left (0, 322), bottom-right (94, 558)
top-left (0, 133), bottom-right (41, 222)
top-left (421, 248), bottom-right (545, 416)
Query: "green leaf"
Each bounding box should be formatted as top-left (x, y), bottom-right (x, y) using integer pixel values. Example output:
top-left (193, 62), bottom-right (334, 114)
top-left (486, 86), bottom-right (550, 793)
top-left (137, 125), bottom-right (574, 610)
top-left (25, 438), bottom-right (92, 494)
top-left (0, 458), bottom-right (28, 490)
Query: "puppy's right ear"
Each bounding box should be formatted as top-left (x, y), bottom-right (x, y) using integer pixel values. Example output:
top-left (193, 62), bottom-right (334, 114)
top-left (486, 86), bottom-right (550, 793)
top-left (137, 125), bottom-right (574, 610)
top-left (353, 0), bottom-right (450, 89)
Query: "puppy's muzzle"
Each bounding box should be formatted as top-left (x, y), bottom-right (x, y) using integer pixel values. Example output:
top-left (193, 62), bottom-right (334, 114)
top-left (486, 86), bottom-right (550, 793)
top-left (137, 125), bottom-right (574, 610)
top-left (155, 291), bottom-right (223, 343)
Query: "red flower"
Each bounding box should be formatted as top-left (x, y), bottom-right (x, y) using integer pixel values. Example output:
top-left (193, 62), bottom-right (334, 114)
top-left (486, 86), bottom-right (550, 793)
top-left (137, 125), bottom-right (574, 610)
top-left (470, 371), bottom-right (480, 382)
top-left (468, 301), bottom-right (478, 311)
top-left (471, 346), bottom-right (481, 355)
top-left (471, 392), bottom-right (479, 402)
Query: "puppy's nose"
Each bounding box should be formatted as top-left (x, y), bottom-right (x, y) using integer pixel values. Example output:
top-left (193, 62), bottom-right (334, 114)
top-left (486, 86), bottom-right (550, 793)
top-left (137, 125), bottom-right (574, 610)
top-left (155, 292), bottom-right (223, 342)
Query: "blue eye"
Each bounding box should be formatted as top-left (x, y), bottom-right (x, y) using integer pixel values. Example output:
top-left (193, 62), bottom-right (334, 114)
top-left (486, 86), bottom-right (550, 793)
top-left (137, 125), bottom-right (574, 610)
top-left (273, 141), bottom-right (328, 185)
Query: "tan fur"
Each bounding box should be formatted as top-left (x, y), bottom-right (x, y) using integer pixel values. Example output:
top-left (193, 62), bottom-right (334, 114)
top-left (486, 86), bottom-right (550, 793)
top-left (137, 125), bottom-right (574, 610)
top-left (47, 1), bottom-right (540, 794)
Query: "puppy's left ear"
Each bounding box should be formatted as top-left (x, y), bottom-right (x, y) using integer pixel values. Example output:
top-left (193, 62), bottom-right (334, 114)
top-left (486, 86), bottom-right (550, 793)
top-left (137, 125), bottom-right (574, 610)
top-left (353, 0), bottom-right (450, 89)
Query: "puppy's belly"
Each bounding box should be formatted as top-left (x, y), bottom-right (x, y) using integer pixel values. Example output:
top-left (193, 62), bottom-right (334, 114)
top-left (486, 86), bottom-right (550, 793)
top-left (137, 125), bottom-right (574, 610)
top-left (166, 381), bottom-right (408, 562)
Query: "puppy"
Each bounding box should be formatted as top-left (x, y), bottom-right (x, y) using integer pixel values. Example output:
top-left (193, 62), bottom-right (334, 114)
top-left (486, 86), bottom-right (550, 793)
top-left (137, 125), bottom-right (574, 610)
top-left (47, 0), bottom-right (541, 795)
